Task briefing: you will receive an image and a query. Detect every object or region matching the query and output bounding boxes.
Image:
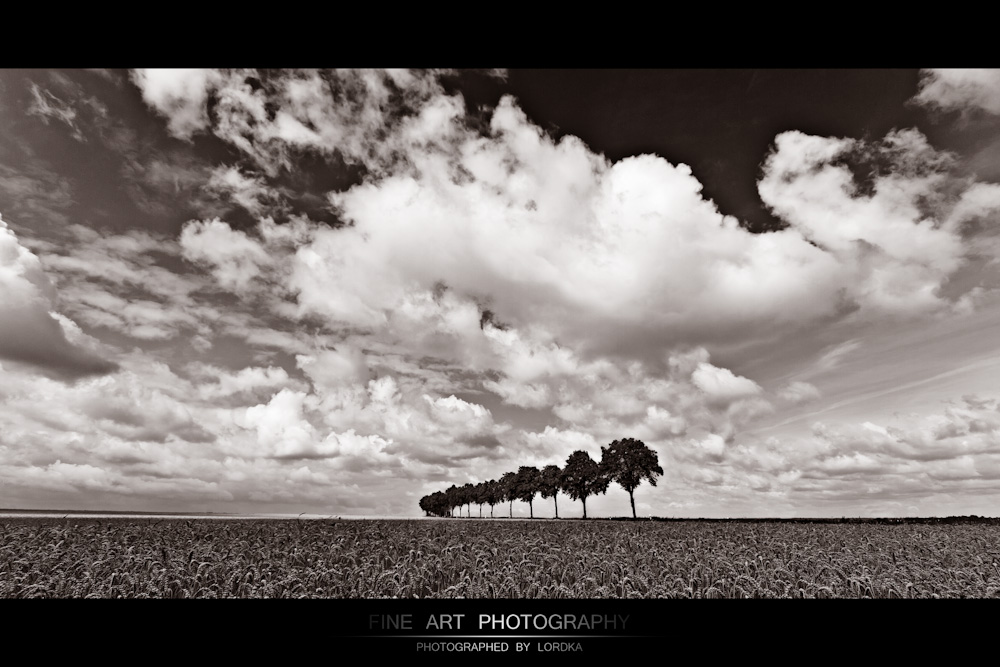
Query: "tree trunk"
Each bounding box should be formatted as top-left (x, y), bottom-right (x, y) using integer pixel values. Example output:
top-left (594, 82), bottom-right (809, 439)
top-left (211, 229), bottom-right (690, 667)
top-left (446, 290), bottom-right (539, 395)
top-left (629, 489), bottom-right (636, 519)
top-left (509, 500), bottom-right (513, 518)
top-left (582, 497), bottom-right (587, 519)
top-left (528, 499), bottom-right (533, 519)
top-left (554, 495), bottom-right (559, 519)
top-left (479, 504), bottom-right (482, 518)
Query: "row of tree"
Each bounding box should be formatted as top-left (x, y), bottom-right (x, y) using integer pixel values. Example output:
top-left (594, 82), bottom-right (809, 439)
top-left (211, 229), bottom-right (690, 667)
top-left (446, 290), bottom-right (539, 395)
top-left (418, 438), bottom-right (664, 520)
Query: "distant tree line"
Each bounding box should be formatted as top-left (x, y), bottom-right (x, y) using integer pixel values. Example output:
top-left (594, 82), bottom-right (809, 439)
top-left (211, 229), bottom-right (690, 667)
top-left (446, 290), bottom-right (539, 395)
top-left (418, 438), bottom-right (663, 519)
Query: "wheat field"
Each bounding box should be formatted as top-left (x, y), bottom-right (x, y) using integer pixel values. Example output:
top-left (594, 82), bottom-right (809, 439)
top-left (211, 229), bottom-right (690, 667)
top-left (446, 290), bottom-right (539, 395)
top-left (3, 517), bottom-right (1000, 598)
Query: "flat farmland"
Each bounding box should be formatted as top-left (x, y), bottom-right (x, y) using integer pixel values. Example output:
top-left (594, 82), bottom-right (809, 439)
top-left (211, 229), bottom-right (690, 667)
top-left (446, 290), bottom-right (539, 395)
top-left (3, 517), bottom-right (1000, 598)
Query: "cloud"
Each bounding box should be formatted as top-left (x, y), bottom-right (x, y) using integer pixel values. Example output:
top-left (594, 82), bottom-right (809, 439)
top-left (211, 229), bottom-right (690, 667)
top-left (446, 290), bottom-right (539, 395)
top-left (758, 128), bottom-right (984, 317)
top-left (0, 214), bottom-right (116, 379)
top-left (12, 67), bottom-right (1000, 515)
top-left (168, 74), bottom-right (1000, 370)
top-left (239, 389), bottom-right (320, 458)
top-left (700, 393), bottom-right (1000, 513)
top-left (27, 83), bottom-right (85, 141)
top-left (34, 224), bottom-right (221, 344)
top-left (0, 163), bottom-right (74, 228)
top-left (178, 215), bottom-right (316, 298)
top-left (129, 69), bottom-right (451, 174)
top-left (515, 426), bottom-right (602, 467)
top-left (691, 433), bottom-right (726, 461)
top-left (179, 217), bottom-right (274, 291)
top-left (130, 69), bottom-right (223, 140)
top-left (190, 363), bottom-right (298, 401)
top-left (913, 69), bottom-right (1000, 115)
top-left (119, 152), bottom-right (216, 217)
top-left (316, 99), bottom-right (842, 346)
top-left (777, 381), bottom-right (822, 405)
top-left (811, 340), bottom-right (863, 374)
top-left (205, 165), bottom-right (284, 217)
top-left (691, 362), bottom-right (763, 404)
top-left (296, 346), bottom-right (370, 392)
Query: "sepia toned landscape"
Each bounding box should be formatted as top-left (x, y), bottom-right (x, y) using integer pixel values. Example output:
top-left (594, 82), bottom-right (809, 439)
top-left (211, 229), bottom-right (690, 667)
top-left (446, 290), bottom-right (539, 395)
top-left (4, 69), bottom-right (1000, 607)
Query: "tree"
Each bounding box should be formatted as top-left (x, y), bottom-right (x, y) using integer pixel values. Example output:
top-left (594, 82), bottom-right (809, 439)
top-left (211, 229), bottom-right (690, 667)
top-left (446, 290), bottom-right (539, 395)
top-left (445, 484), bottom-right (460, 517)
top-left (513, 466), bottom-right (541, 518)
top-left (484, 479), bottom-right (502, 518)
top-left (539, 464), bottom-right (563, 519)
top-left (560, 450), bottom-right (609, 519)
top-left (473, 481), bottom-right (486, 518)
top-left (420, 492), bottom-right (447, 517)
top-left (500, 471), bottom-right (518, 518)
top-left (600, 438), bottom-right (663, 519)
top-left (461, 482), bottom-right (475, 517)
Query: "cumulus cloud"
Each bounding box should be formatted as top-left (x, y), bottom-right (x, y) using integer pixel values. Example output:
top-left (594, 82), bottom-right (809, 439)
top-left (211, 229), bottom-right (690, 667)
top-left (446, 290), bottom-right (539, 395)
top-left (913, 69), bottom-right (1000, 115)
top-left (174, 82), bottom-right (999, 372)
top-left (239, 389), bottom-right (320, 458)
top-left (178, 216), bottom-right (315, 298)
top-left (313, 99), bottom-right (846, 346)
top-left (758, 128), bottom-right (993, 317)
top-left (691, 362), bottom-right (763, 404)
top-left (179, 217), bottom-right (273, 291)
top-left (3, 364), bottom-right (212, 449)
top-left (692, 433), bottom-right (726, 460)
top-left (0, 214), bottom-right (116, 379)
top-left (130, 69), bottom-right (223, 139)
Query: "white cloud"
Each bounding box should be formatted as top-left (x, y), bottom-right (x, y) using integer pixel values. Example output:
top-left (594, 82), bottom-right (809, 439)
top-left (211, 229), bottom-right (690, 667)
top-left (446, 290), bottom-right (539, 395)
top-left (0, 214), bottom-right (116, 379)
top-left (172, 74), bottom-right (1000, 378)
top-left (482, 378), bottom-right (551, 409)
top-left (693, 433), bottom-right (726, 460)
top-left (517, 426), bottom-right (602, 466)
top-left (239, 389), bottom-right (318, 458)
top-left (777, 381), bottom-right (822, 405)
top-left (130, 69), bottom-right (223, 139)
top-left (31, 224), bottom-right (224, 345)
top-left (759, 129), bottom-right (972, 317)
top-left (913, 69), bottom-right (1000, 115)
top-left (205, 165), bottom-right (282, 216)
top-left (130, 69), bottom-right (452, 174)
top-left (296, 347), bottom-right (370, 392)
top-left (691, 362), bottom-right (763, 403)
top-left (191, 364), bottom-right (297, 400)
top-left (179, 218), bottom-right (272, 291)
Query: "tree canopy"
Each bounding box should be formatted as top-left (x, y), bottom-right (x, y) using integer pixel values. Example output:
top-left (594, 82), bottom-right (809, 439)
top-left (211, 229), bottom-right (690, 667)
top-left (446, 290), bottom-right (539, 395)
top-left (513, 465), bottom-right (541, 518)
top-left (500, 470), bottom-right (518, 518)
top-left (600, 438), bottom-right (663, 518)
top-left (539, 464), bottom-right (562, 519)
top-left (561, 450), bottom-right (609, 519)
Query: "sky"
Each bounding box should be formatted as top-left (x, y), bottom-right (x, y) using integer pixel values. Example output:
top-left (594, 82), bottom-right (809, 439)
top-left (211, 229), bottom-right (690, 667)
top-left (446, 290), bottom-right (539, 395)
top-left (3, 68), bottom-right (1000, 518)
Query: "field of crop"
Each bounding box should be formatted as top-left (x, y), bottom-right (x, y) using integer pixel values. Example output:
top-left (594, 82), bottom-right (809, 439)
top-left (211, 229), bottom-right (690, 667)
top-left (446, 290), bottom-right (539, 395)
top-left (3, 517), bottom-right (1000, 598)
